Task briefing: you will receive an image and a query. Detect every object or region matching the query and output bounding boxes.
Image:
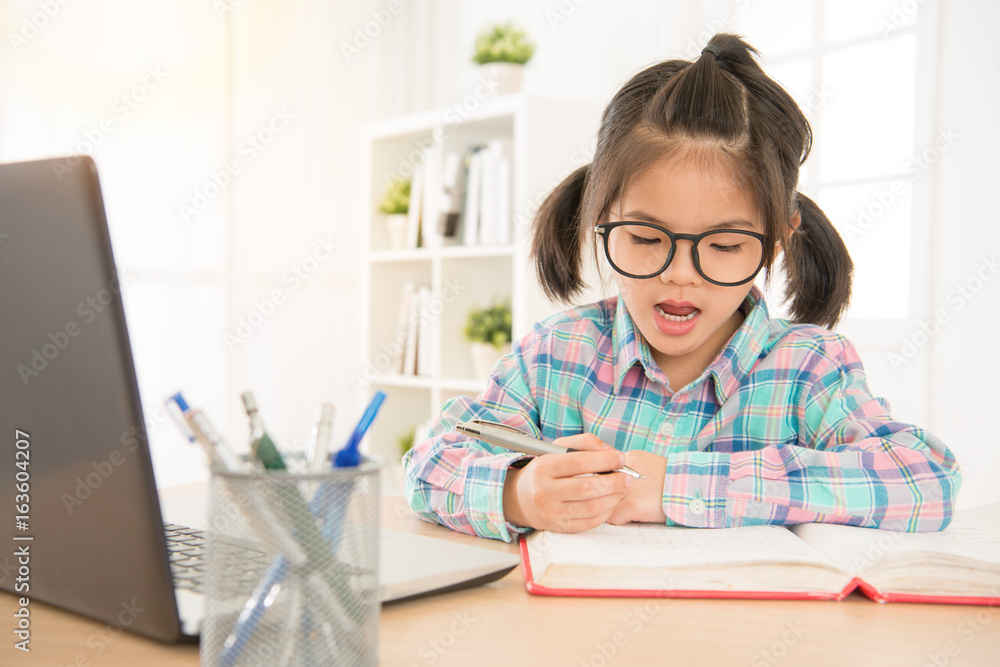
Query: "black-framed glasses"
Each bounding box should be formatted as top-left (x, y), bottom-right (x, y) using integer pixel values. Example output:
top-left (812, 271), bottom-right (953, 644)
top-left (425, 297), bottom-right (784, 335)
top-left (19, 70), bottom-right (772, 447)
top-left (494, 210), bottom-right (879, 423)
top-left (594, 222), bottom-right (765, 287)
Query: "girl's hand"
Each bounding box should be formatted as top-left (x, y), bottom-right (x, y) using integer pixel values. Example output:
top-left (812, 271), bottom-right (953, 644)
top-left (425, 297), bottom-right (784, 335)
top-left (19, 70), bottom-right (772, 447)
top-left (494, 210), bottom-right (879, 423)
top-left (502, 434), bottom-right (632, 533)
top-left (606, 450), bottom-right (668, 525)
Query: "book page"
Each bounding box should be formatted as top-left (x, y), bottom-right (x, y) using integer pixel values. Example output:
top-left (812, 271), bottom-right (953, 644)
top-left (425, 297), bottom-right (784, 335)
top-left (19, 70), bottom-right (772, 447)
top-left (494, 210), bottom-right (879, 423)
top-left (538, 522), bottom-right (842, 570)
top-left (790, 501), bottom-right (1000, 577)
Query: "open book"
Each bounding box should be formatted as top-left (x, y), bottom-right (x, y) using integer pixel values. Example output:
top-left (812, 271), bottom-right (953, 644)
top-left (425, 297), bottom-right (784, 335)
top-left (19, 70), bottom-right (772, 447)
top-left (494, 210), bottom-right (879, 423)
top-left (520, 502), bottom-right (1000, 604)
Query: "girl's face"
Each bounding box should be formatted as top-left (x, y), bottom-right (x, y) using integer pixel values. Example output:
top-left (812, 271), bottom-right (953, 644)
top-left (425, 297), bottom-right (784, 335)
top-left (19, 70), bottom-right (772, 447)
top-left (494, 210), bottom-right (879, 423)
top-left (608, 153), bottom-right (762, 385)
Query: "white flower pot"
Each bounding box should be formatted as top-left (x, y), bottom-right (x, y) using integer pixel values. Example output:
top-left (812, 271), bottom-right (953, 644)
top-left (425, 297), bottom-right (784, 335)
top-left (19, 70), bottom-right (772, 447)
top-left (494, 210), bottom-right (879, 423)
top-left (470, 341), bottom-right (511, 379)
top-left (384, 213), bottom-right (408, 251)
top-left (480, 62), bottom-right (524, 96)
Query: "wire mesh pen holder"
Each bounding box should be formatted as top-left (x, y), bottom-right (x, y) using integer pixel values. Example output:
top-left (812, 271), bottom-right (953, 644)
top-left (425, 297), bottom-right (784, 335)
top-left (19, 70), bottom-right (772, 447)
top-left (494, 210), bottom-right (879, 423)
top-left (201, 458), bottom-right (381, 667)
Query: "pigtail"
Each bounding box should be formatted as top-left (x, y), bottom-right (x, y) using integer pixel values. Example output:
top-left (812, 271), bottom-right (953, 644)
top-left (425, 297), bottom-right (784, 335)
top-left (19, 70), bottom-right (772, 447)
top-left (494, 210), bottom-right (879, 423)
top-left (530, 164), bottom-right (589, 303)
top-left (783, 193), bottom-right (853, 328)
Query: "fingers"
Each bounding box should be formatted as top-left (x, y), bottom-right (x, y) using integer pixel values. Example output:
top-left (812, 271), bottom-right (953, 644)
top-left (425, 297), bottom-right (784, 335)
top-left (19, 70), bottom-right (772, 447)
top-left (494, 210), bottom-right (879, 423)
top-left (554, 432), bottom-right (612, 452)
top-left (547, 504), bottom-right (617, 533)
top-left (546, 472), bottom-right (632, 533)
top-left (505, 438), bottom-right (637, 533)
top-left (544, 488), bottom-right (627, 533)
top-left (559, 468), bottom-right (632, 500)
top-left (542, 448), bottom-right (627, 479)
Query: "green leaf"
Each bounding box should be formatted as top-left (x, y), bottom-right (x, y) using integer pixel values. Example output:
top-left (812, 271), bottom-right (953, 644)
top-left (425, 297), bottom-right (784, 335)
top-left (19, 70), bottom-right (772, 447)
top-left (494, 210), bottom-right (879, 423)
top-left (378, 177), bottom-right (411, 214)
top-left (464, 296), bottom-right (512, 348)
top-left (471, 23), bottom-right (535, 65)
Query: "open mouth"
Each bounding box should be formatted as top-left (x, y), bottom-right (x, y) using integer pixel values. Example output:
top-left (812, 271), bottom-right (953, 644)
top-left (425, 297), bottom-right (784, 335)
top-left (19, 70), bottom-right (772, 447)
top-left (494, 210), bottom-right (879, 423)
top-left (655, 303), bottom-right (699, 322)
top-left (653, 301), bottom-right (701, 336)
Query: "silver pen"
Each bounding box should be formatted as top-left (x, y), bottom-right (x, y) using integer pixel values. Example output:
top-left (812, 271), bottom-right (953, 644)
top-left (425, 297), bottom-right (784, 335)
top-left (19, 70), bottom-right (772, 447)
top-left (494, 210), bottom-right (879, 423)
top-left (456, 419), bottom-right (645, 479)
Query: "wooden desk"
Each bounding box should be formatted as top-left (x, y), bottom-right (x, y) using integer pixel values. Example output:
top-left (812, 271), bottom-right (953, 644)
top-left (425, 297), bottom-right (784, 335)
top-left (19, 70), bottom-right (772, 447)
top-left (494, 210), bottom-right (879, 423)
top-left (2, 497), bottom-right (998, 666)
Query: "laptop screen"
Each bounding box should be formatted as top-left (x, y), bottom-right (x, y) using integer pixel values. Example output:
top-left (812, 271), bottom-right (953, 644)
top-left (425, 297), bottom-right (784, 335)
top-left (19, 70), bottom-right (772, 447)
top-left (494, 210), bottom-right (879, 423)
top-left (0, 156), bottom-right (184, 642)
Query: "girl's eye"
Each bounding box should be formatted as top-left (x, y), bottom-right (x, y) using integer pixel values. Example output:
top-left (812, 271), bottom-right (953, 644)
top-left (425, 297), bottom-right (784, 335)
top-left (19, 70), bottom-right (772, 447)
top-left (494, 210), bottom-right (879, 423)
top-left (709, 243), bottom-right (744, 254)
top-left (627, 232), bottom-right (661, 246)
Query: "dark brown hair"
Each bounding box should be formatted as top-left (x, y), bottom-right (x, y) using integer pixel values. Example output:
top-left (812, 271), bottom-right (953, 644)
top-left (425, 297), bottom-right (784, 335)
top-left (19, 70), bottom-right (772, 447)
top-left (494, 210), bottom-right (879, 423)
top-left (530, 33), bottom-right (852, 328)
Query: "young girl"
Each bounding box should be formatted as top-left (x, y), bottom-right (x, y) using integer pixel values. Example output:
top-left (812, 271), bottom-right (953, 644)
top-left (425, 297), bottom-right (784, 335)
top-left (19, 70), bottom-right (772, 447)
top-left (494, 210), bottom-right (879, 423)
top-left (402, 33), bottom-right (961, 542)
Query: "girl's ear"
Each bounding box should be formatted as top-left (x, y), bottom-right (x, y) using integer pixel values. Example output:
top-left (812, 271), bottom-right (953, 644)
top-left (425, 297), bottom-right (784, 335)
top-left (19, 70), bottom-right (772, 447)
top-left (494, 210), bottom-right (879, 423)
top-left (778, 210), bottom-right (802, 252)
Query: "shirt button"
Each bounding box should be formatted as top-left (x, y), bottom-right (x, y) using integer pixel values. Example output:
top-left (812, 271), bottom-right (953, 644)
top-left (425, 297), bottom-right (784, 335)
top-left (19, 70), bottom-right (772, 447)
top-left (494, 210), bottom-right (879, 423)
top-left (689, 498), bottom-right (706, 516)
top-left (658, 421), bottom-right (674, 437)
top-left (484, 521), bottom-right (498, 535)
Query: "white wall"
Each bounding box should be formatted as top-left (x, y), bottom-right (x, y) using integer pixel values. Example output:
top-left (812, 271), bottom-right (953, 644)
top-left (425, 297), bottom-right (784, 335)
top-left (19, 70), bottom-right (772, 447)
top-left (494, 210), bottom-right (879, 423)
top-left (0, 0), bottom-right (382, 486)
top-left (927, 0), bottom-right (1000, 507)
top-left (2, 0), bottom-right (995, 506)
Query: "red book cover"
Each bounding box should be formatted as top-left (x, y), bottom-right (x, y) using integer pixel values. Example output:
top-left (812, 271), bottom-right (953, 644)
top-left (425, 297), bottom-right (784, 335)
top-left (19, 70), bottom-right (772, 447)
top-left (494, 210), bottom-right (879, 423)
top-left (520, 537), bottom-right (1000, 605)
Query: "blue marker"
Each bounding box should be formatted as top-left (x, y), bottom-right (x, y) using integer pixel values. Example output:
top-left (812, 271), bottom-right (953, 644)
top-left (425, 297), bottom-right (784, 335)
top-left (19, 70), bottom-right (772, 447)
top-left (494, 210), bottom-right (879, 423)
top-left (317, 391), bottom-right (386, 547)
top-left (216, 555), bottom-right (289, 667)
top-left (165, 392), bottom-right (196, 443)
top-left (333, 390), bottom-right (386, 468)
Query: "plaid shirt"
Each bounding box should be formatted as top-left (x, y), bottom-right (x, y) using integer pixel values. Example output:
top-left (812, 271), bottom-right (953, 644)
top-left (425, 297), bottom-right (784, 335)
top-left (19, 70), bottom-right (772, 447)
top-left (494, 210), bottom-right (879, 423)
top-left (402, 287), bottom-right (961, 542)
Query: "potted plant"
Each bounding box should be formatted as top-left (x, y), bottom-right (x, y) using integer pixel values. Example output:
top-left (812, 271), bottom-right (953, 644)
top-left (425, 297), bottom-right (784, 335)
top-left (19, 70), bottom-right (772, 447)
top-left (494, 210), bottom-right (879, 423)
top-left (378, 176), bottom-right (411, 250)
top-left (398, 427), bottom-right (415, 458)
top-left (464, 296), bottom-right (513, 378)
top-left (471, 22), bottom-right (535, 95)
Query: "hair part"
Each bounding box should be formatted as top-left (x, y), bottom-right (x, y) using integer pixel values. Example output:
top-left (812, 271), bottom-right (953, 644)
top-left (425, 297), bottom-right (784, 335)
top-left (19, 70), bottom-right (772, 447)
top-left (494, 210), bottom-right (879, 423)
top-left (530, 33), bottom-right (853, 328)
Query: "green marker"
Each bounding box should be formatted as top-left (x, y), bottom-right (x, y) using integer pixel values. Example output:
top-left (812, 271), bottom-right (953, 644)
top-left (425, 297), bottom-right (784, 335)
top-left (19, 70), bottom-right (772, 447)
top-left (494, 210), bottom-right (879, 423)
top-left (239, 391), bottom-right (366, 624)
top-left (241, 391), bottom-right (286, 470)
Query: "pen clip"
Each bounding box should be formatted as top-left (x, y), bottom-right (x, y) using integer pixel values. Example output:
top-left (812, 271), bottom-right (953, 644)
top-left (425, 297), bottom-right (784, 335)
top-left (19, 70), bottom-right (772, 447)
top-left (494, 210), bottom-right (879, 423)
top-left (462, 419), bottom-right (526, 435)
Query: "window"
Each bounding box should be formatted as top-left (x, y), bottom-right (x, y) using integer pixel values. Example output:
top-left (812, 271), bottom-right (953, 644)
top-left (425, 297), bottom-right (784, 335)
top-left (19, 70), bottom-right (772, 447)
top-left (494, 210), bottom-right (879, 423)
top-left (734, 0), bottom-right (939, 422)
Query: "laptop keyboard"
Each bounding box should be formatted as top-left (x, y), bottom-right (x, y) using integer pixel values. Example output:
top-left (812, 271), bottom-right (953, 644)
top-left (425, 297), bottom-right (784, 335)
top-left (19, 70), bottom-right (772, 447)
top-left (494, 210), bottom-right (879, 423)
top-left (163, 523), bottom-right (209, 592)
top-left (163, 523), bottom-right (272, 594)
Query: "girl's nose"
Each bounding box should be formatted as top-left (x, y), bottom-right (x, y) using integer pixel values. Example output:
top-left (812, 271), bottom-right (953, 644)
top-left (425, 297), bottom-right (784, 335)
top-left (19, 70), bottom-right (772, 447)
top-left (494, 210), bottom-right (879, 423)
top-left (659, 240), bottom-right (702, 286)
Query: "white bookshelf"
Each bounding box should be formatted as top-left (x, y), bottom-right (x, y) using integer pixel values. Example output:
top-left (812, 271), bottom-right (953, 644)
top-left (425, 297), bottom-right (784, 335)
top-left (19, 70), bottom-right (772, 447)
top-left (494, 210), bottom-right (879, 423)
top-left (358, 94), bottom-right (603, 478)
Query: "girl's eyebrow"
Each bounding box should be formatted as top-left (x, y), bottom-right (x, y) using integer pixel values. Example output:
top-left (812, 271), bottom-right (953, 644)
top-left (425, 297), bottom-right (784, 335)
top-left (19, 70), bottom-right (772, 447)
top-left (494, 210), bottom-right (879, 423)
top-left (619, 210), bottom-right (757, 231)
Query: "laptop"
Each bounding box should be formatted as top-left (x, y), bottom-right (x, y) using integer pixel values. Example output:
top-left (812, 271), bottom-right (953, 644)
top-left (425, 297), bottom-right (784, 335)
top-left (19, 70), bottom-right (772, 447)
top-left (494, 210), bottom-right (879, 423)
top-left (0, 156), bottom-right (519, 643)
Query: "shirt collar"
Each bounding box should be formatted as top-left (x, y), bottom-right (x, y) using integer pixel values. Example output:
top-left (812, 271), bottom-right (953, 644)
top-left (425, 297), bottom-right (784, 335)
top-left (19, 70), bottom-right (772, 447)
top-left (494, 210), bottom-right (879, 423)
top-left (707, 286), bottom-right (770, 403)
top-left (610, 286), bottom-right (771, 399)
top-left (611, 296), bottom-right (669, 393)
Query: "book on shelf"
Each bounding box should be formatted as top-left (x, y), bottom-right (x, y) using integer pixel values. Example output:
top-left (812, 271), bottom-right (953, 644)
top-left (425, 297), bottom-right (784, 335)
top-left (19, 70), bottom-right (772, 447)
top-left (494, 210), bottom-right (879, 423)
top-left (400, 282), bottom-right (420, 375)
top-left (520, 501), bottom-right (1000, 605)
top-left (420, 142), bottom-right (443, 249)
top-left (415, 285), bottom-right (432, 375)
top-left (392, 282), bottom-right (434, 377)
top-left (437, 150), bottom-right (464, 244)
top-left (405, 166), bottom-right (424, 250)
top-left (477, 138), bottom-right (512, 246)
top-left (390, 281), bottom-right (416, 375)
top-left (461, 145), bottom-right (485, 247)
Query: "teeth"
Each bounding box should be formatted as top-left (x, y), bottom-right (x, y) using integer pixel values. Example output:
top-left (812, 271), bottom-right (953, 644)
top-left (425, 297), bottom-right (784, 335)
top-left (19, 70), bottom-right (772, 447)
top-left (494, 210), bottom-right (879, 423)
top-left (655, 305), bottom-right (698, 322)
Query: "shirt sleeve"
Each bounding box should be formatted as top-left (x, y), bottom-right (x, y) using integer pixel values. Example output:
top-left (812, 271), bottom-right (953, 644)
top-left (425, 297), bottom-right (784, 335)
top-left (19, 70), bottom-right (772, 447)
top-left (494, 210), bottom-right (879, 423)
top-left (662, 337), bottom-right (962, 532)
top-left (401, 333), bottom-right (542, 543)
